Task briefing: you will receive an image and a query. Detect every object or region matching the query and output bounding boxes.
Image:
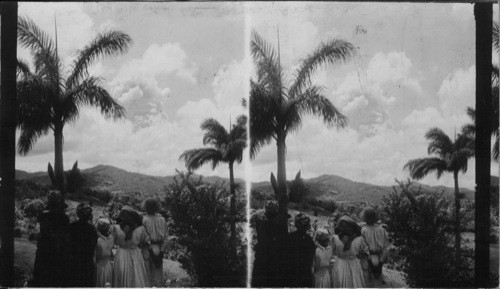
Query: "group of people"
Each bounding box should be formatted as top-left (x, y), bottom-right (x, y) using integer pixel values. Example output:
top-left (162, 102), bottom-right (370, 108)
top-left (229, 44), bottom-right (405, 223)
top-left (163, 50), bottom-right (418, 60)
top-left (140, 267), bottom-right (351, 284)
top-left (251, 201), bottom-right (390, 288)
top-left (32, 190), bottom-right (168, 287)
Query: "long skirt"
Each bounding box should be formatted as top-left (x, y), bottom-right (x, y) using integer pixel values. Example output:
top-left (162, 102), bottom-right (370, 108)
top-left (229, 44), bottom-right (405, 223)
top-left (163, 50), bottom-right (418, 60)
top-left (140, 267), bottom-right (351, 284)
top-left (314, 267), bottom-right (332, 288)
top-left (332, 258), bottom-right (366, 288)
top-left (96, 259), bottom-right (113, 287)
top-left (113, 247), bottom-right (148, 287)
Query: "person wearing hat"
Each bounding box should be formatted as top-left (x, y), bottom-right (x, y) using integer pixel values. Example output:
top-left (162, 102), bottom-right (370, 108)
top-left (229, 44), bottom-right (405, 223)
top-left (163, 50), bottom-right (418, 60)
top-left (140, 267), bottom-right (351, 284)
top-left (95, 217), bottom-right (114, 287)
top-left (32, 190), bottom-right (72, 287)
top-left (141, 197), bottom-right (168, 287)
top-left (112, 205), bottom-right (150, 287)
top-left (331, 215), bottom-right (369, 288)
top-left (313, 228), bottom-right (334, 288)
top-left (286, 213), bottom-right (316, 287)
top-left (69, 202), bottom-right (98, 287)
top-left (361, 207), bottom-right (390, 287)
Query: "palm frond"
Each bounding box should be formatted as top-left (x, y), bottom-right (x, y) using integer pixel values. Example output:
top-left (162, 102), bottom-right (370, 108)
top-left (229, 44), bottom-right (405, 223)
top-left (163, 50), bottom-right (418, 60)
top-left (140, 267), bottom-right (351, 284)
top-left (226, 139), bottom-right (247, 164)
top-left (179, 148), bottom-right (223, 171)
top-left (282, 100), bottom-right (303, 134)
top-left (494, 22), bottom-right (499, 53)
top-left (461, 123), bottom-right (476, 137)
top-left (17, 126), bottom-right (51, 155)
top-left (250, 30), bottom-right (283, 96)
top-left (17, 59), bottom-right (33, 79)
top-left (17, 80), bottom-right (54, 155)
top-left (17, 77), bottom-right (55, 129)
top-left (289, 39), bottom-right (355, 98)
top-left (249, 80), bottom-right (277, 158)
top-left (229, 115), bottom-right (247, 142)
top-left (18, 17), bottom-right (60, 82)
top-left (466, 107), bottom-right (476, 123)
top-left (17, 16), bottom-right (54, 57)
top-left (492, 63), bottom-right (499, 84)
top-left (201, 118), bottom-right (229, 148)
top-left (425, 128), bottom-right (453, 157)
top-left (293, 85), bottom-right (348, 130)
top-left (66, 76), bottom-right (125, 123)
top-left (403, 158), bottom-right (448, 180)
top-left (67, 31), bottom-right (132, 89)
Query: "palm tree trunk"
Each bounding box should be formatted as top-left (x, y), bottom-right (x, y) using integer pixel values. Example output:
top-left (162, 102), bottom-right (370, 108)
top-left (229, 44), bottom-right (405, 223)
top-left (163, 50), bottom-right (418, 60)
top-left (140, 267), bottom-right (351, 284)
top-left (54, 123), bottom-right (66, 198)
top-left (453, 171), bottom-right (461, 262)
top-left (276, 131), bottom-right (288, 233)
top-left (229, 162), bottom-right (237, 263)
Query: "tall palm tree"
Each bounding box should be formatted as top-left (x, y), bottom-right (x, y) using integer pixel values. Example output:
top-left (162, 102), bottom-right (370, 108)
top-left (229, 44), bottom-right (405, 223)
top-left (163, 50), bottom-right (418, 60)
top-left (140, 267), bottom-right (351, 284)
top-left (463, 22), bottom-right (499, 161)
top-left (179, 115), bottom-right (247, 262)
top-left (404, 127), bottom-right (475, 258)
top-left (16, 17), bottom-right (131, 198)
top-left (249, 30), bottom-right (354, 225)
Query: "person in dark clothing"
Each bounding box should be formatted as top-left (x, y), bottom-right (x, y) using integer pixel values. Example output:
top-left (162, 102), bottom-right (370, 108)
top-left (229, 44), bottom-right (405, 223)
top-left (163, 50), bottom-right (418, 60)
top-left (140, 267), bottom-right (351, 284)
top-left (251, 200), bottom-right (289, 287)
top-left (286, 213), bottom-right (316, 288)
top-left (32, 190), bottom-right (72, 287)
top-left (69, 203), bottom-right (98, 287)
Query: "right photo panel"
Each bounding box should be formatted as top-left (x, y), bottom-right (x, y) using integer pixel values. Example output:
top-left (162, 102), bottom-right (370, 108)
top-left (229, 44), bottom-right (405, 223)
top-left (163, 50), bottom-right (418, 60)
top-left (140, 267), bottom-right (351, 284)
top-left (247, 2), bottom-right (499, 288)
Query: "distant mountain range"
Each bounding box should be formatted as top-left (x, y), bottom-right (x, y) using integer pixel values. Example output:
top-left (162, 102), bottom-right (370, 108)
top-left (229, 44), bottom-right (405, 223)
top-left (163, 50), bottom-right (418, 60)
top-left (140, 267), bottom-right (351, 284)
top-left (16, 164), bottom-right (245, 195)
top-left (16, 164), bottom-right (496, 205)
top-left (252, 174), bottom-right (489, 205)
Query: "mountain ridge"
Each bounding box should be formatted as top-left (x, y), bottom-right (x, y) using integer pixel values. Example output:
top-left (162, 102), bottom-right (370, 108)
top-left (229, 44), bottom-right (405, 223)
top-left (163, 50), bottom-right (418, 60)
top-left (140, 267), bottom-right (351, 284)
top-left (16, 164), bottom-right (488, 204)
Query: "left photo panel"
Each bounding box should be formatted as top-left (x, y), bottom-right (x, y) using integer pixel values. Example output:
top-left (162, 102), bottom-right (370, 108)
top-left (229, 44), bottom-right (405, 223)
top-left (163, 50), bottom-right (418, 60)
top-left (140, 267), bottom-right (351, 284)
top-left (2, 2), bottom-right (250, 287)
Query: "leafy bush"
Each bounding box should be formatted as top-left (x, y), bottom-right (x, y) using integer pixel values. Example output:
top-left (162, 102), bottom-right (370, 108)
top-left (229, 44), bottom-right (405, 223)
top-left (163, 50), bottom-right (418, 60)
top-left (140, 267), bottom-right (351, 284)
top-left (15, 180), bottom-right (49, 200)
top-left (83, 187), bottom-right (113, 203)
top-left (251, 189), bottom-right (273, 210)
top-left (23, 199), bottom-right (45, 219)
top-left (382, 180), bottom-right (474, 287)
top-left (109, 191), bottom-right (145, 209)
top-left (305, 197), bottom-right (338, 214)
top-left (164, 172), bottom-right (246, 287)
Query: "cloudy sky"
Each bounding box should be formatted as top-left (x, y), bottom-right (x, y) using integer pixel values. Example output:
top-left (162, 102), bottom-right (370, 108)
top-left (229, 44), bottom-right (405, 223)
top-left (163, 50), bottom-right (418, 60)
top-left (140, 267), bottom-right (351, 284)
top-left (16, 2), bottom-right (249, 180)
top-left (16, 2), bottom-right (498, 190)
top-left (247, 2), bottom-right (498, 190)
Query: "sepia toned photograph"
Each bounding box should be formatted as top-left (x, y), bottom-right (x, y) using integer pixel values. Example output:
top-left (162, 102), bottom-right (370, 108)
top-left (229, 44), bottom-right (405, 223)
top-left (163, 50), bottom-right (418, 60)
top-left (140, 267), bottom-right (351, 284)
top-left (0, 1), bottom-right (498, 288)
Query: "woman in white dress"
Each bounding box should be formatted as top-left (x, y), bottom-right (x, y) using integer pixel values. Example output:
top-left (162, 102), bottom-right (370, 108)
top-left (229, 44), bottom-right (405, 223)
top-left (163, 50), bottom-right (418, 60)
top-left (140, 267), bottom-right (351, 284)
top-left (331, 215), bottom-right (369, 288)
top-left (112, 206), bottom-right (150, 287)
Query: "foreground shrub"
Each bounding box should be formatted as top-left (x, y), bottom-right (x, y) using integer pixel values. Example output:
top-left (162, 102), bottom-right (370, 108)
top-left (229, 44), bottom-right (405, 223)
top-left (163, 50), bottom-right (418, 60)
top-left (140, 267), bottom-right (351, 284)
top-left (15, 180), bottom-right (49, 200)
top-left (23, 199), bottom-right (45, 219)
top-left (164, 172), bottom-right (246, 287)
top-left (382, 180), bottom-right (474, 287)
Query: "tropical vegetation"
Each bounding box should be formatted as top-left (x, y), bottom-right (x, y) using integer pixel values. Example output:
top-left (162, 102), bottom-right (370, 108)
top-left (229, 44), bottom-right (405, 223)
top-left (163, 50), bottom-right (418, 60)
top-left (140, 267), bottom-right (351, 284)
top-left (404, 127), bottom-right (475, 259)
top-left (249, 30), bottom-right (355, 228)
top-left (16, 16), bottom-right (131, 198)
top-left (179, 115), bottom-right (247, 263)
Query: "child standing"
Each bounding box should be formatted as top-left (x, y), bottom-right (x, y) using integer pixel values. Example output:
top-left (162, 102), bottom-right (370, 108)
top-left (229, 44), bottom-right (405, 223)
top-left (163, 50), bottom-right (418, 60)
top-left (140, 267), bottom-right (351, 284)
top-left (361, 207), bottom-right (390, 287)
top-left (331, 215), bottom-right (369, 288)
top-left (313, 228), bottom-right (333, 288)
top-left (95, 218), bottom-right (114, 287)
